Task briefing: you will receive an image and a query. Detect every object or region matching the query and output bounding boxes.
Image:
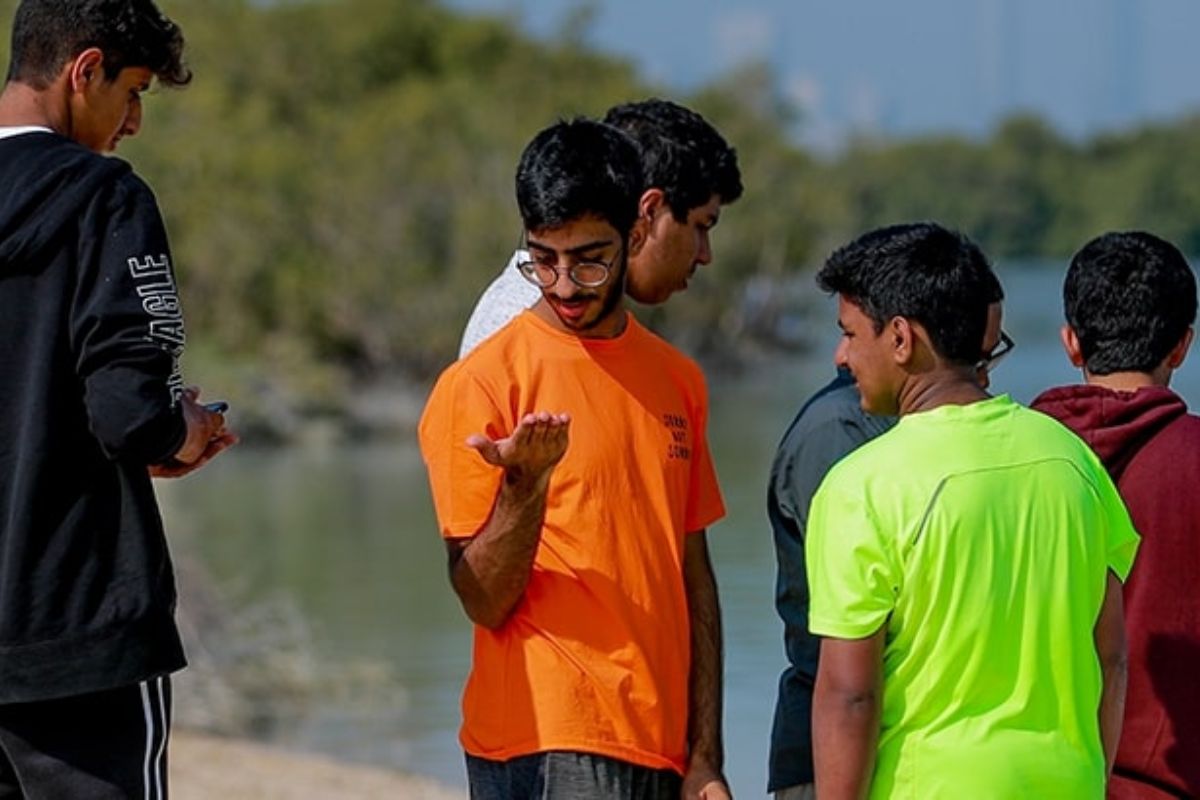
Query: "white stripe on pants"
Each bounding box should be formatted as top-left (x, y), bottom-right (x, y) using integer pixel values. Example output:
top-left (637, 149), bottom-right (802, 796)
top-left (139, 677), bottom-right (169, 800)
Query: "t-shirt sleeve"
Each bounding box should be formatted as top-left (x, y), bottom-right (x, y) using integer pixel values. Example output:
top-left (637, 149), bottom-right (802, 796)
top-left (417, 364), bottom-right (508, 538)
top-left (1090, 459), bottom-right (1140, 581)
top-left (685, 369), bottom-right (725, 533)
top-left (806, 472), bottom-right (899, 639)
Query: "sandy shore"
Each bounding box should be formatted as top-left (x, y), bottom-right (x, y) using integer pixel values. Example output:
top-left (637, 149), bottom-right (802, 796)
top-left (172, 731), bottom-right (464, 800)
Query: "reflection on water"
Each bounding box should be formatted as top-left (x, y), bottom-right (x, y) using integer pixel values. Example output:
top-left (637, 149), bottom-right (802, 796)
top-left (158, 264), bottom-right (1200, 796)
top-left (159, 443), bottom-right (469, 781)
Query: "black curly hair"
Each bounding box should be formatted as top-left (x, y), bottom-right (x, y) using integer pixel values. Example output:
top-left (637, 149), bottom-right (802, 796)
top-left (1064, 231), bottom-right (1197, 375)
top-left (516, 118), bottom-right (643, 238)
top-left (817, 222), bottom-right (1003, 366)
top-left (6, 0), bottom-right (190, 89)
top-left (603, 98), bottom-right (742, 221)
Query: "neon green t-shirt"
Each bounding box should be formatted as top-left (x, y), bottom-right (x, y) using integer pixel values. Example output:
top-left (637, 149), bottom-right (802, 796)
top-left (807, 395), bottom-right (1139, 799)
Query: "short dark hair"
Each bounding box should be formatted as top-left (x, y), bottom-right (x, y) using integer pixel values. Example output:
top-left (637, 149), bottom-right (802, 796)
top-left (817, 222), bottom-right (1002, 366)
top-left (515, 118), bottom-right (643, 238)
top-left (603, 98), bottom-right (742, 222)
top-left (1064, 231), bottom-right (1197, 375)
top-left (6, 0), bottom-right (190, 89)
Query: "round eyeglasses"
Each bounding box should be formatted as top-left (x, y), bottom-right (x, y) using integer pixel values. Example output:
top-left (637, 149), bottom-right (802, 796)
top-left (516, 245), bottom-right (623, 289)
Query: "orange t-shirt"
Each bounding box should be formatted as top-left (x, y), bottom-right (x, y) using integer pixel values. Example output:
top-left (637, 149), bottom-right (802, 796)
top-left (418, 310), bottom-right (725, 773)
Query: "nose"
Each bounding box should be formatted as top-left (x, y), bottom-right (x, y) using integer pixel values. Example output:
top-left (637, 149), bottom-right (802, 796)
top-left (551, 268), bottom-right (579, 298)
top-left (123, 97), bottom-right (143, 138)
top-left (834, 336), bottom-right (850, 368)
top-left (695, 230), bottom-right (712, 266)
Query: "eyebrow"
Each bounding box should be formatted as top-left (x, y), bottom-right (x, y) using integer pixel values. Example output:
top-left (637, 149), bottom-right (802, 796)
top-left (526, 237), bottom-right (615, 256)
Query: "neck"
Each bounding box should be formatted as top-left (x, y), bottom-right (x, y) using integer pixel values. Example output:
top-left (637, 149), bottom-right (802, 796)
top-left (896, 369), bottom-right (989, 416)
top-left (0, 81), bottom-right (64, 133)
top-left (1084, 370), bottom-right (1168, 391)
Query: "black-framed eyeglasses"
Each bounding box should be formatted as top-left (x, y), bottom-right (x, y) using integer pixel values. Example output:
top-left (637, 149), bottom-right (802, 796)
top-left (516, 237), bottom-right (623, 289)
top-left (976, 330), bottom-right (1015, 373)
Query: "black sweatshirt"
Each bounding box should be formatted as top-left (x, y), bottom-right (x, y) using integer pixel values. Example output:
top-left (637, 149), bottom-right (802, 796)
top-left (0, 131), bottom-right (187, 702)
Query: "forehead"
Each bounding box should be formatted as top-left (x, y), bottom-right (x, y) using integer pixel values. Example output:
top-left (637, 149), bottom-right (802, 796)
top-left (526, 215), bottom-right (621, 251)
top-left (113, 66), bottom-right (154, 88)
top-left (686, 194), bottom-right (722, 222)
top-left (836, 295), bottom-right (873, 328)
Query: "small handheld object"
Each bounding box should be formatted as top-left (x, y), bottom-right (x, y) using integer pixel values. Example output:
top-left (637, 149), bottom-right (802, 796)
top-left (203, 401), bottom-right (229, 414)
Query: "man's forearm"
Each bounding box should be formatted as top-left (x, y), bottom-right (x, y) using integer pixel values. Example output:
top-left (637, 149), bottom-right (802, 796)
top-left (449, 470), bottom-right (550, 629)
top-left (683, 531), bottom-right (724, 773)
top-left (813, 633), bottom-right (885, 800)
top-left (813, 687), bottom-right (879, 799)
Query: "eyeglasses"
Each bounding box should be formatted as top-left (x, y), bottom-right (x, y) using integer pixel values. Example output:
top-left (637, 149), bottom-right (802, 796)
top-left (516, 240), bottom-right (623, 289)
top-left (976, 330), bottom-right (1015, 373)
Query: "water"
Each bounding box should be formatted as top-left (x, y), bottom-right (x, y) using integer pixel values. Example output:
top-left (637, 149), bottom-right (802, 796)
top-left (158, 263), bottom-right (1200, 796)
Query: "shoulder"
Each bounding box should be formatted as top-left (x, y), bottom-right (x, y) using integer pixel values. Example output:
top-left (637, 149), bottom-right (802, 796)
top-left (773, 388), bottom-right (887, 474)
top-left (466, 310), bottom-right (533, 358)
top-left (57, 134), bottom-right (136, 188)
top-left (8, 132), bottom-right (135, 198)
top-left (1137, 409), bottom-right (1200, 462)
top-left (800, 381), bottom-right (887, 432)
top-left (629, 319), bottom-right (705, 382)
top-left (109, 167), bottom-right (156, 202)
top-left (819, 424), bottom-right (898, 488)
top-left (451, 314), bottom-right (537, 396)
top-left (1176, 410), bottom-right (1200, 434)
top-left (1009, 400), bottom-right (1098, 455)
top-left (419, 358), bottom-right (502, 440)
top-left (1012, 398), bottom-right (1073, 429)
top-left (992, 403), bottom-right (1128, 504)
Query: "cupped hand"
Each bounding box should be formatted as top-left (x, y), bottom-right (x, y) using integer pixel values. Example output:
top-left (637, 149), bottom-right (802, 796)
top-left (150, 431), bottom-right (239, 479)
top-left (465, 411), bottom-right (570, 484)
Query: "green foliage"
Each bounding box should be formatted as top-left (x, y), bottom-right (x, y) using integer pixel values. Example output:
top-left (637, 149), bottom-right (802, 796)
top-left (131, 0), bottom-right (649, 387)
top-left (5, 0), bottom-right (1200, 410)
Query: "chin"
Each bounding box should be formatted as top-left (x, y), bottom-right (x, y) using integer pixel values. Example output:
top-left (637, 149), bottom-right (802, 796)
top-left (857, 393), bottom-right (884, 415)
top-left (643, 288), bottom-right (677, 306)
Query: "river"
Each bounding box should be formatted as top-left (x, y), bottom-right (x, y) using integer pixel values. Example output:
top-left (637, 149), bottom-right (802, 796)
top-left (158, 262), bottom-right (1200, 797)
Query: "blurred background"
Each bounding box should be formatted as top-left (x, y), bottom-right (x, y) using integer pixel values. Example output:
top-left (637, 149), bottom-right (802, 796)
top-left (5, 0), bottom-right (1199, 796)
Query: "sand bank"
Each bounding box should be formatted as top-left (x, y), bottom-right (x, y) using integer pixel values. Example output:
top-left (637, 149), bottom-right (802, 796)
top-left (172, 730), bottom-right (464, 800)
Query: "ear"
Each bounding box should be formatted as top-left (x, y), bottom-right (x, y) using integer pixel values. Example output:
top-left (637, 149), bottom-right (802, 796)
top-left (68, 47), bottom-right (106, 94)
top-left (1060, 324), bottom-right (1086, 368)
top-left (627, 216), bottom-right (647, 256)
top-left (639, 189), bottom-right (666, 226)
top-left (1166, 326), bottom-right (1194, 369)
top-left (890, 317), bottom-right (916, 365)
top-left (629, 188), bottom-right (664, 256)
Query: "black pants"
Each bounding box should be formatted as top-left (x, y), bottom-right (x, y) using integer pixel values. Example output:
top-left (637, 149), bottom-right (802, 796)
top-left (0, 677), bottom-right (172, 800)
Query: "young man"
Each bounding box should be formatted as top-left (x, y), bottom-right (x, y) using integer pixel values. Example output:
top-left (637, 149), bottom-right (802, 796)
top-left (1032, 231), bottom-right (1200, 800)
top-left (420, 119), bottom-right (730, 799)
top-left (458, 98), bottom-right (742, 357)
top-left (766, 290), bottom-right (1010, 800)
top-left (805, 222), bottom-right (1138, 799)
top-left (0, 1), bottom-right (234, 796)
